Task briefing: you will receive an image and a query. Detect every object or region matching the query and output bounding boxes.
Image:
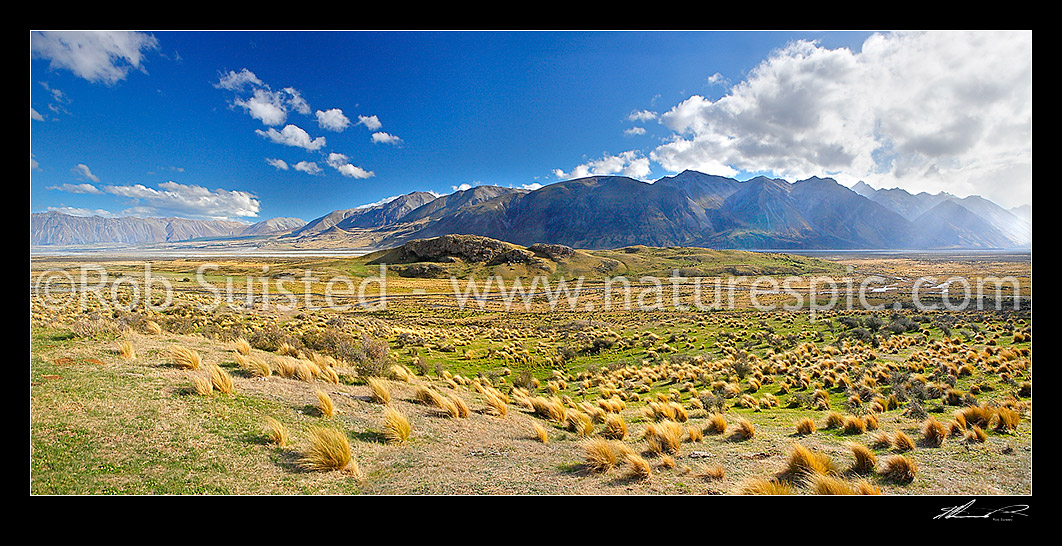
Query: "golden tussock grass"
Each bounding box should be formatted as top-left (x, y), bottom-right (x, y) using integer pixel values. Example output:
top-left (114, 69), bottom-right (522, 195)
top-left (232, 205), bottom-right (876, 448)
top-left (315, 389), bottom-right (335, 417)
top-left (192, 375), bottom-right (213, 396)
top-left (872, 430), bottom-right (892, 448)
top-left (623, 452), bottom-right (652, 481)
top-left (893, 430), bottom-right (916, 452)
top-left (697, 465), bottom-right (725, 481)
top-left (144, 320), bottom-right (163, 335)
top-left (170, 346), bottom-right (201, 370)
top-left (532, 421), bottom-right (550, 444)
top-left (264, 416), bottom-right (288, 447)
top-left (842, 415), bottom-right (866, 435)
top-left (993, 406), bottom-right (1021, 433)
top-left (881, 454), bottom-right (918, 483)
top-left (728, 418), bottom-right (756, 441)
top-left (687, 426), bottom-right (703, 443)
top-left (740, 477), bottom-right (793, 495)
top-left (382, 407), bottom-right (411, 444)
top-left (388, 365), bottom-right (413, 382)
top-left (208, 364), bottom-right (235, 394)
top-left (601, 413), bottom-right (628, 440)
top-left (785, 443), bottom-right (838, 480)
top-left (366, 377), bottom-right (391, 405)
top-left (705, 413), bottom-right (727, 435)
top-left (582, 438), bottom-right (633, 473)
top-left (117, 339), bottom-right (136, 360)
top-left (795, 417), bottom-right (817, 435)
top-left (964, 425), bottom-right (987, 443)
top-left (483, 392), bottom-right (508, 417)
top-left (824, 411), bottom-right (844, 429)
top-left (921, 416), bottom-right (947, 447)
top-left (233, 337), bottom-right (251, 355)
top-left (530, 396), bottom-right (567, 422)
top-left (645, 421), bottom-right (684, 454)
top-left (299, 427), bottom-right (356, 473)
top-left (449, 395), bottom-right (470, 418)
top-left (849, 442), bottom-right (877, 474)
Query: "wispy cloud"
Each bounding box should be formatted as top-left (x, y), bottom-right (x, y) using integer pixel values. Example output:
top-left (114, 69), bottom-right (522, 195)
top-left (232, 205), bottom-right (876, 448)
top-left (47, 182), bottom-right (103, 194)
top-left (47, 206), bottom-right (116, 218)
top-left (294, 161), bottom-right (322, 174)
top-left (357, 115), bottom-right (382, 130)
top-left (71, 163), bottom-right (100, 183)
top-left (101, 181), bottom-right (260, 220)
top-left (266, 158), bottom-right (289, 170)
top-left (30, 31), bottom-right (159, 85)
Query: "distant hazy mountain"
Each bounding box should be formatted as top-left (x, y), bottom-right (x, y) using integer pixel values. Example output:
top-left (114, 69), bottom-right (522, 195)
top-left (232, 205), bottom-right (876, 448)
top-left (279, 171), bottom-right (1030, 251)
top-left (30, 211), bottom-right (305, 246)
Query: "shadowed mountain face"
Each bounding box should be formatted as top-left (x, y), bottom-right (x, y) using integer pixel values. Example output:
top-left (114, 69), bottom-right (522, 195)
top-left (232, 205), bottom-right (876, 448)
top-left (32, 170), bottom-right (1032, 251)
top-left (277, 171), bottom-right (1029, 250)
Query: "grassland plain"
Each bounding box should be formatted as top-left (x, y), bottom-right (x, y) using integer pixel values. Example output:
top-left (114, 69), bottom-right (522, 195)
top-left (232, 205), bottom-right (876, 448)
top-left (28, 248), bottom-right (1031, 497)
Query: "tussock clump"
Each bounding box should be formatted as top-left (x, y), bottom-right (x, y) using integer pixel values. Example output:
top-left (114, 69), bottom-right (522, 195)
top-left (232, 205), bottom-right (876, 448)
top-left (315, 389), bottom-right (336, 417)
top-left (810, 474), bottom-right (859, 495)
top-left (824, 411), bottom-right (844, 429)
top-left (893, 430), bottom-right (916, 452)
top-left (645, 421), bottom-right (684, 454)
top-left (795, 417), bottom-right (816, 435)
top-left (299, 427), bottom-right (355, 473)
top-left (530, 396), bottom-right (567, 422)
top-left (483, 391), bottom-right (508, 417)
top-left (921, 416), bottom-right (947, 447)
top-left (264, 416), bottom-right (288, 447)
top-left (144, 320), bottom-right (163, 335)
top-left (532, 421), bottom-right (550, 444)
top-left (992, 406), bottom-right (1021, 433)
top-left (740, 477), bottom-right (794, 495)
top-left (383, 407), bottom-right (411, 444)
top-left (964, 425), bottom-right (987, 443)
top-left (728, 418), bottom-right (756, 441)
top-left (366, 377), bottom-right (391, 405)
top-left (842, 415), bottom-right (867, 435)
top-left (697, 465), bottom-right (725, 481)
top-left (872, 431), bottom-right (892, 449)
top-left (192, 375), bottom-right (213, 396)
top-left (234, 337), bottom-right (251, 355)
top-left (117, 339), bottom-right (136, 360)
top-left (601, 413), bottom-right (628, 440)
top-left (785, 443), bottom-right (838, 480)
top-left (849, 442), bottom-right (877, 474)
top-left (881, 454), bottom-right (918, 483)
top-left (583, 438), bottom-right (633, 473)
top-left (171, 347), bottom-right (201, 370)
top-left (687, 426), bottom-right (703, 443)
top-left (237, 353), bottom-right (271, 378)
top-left (705, 413), bottom-right (728, 435)
top-left (623, 452), bottom-right (653, 481)
top-left (450, 395), bottom-right (470, 418)
top-left (208, 364), bottom-right (236, 395)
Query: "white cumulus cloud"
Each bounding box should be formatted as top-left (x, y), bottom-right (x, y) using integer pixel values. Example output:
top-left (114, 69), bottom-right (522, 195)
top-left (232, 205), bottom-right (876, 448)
top-left (294, 161), bottom-right (322, 175)
top-left (371, 132), bottom-right (403, 145)
top-left (556, 151), bottom-right (652, 180)
top-left (357, 115), bottom-right (382, 130)
top-left (316, 108), bottom-right (351, 131)
top-left (30, 31), bottom-right (159, 85)
top-left (255, 124), bottom-right (327, 151)
top-left (326, 153), bottom-right (374, 179)
top-left (648, 31), bottom-right (1032, 206)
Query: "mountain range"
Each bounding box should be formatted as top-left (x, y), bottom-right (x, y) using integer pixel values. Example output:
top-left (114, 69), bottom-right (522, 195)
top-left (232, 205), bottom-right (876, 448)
top-left (30, 170), bottom-right (1032, 251)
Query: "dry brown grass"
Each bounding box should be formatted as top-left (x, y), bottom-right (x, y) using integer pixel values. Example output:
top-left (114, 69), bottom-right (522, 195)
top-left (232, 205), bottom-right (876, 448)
top-left (531, 421), bottom-right (550, 444)
top-left (645, 421), bottom-right (684, 455)
top-left (795, 417), bottom-right (816, 435)
top-left (233, 337), bottom-right (251, 355)
top-left (993, 406), bottom-right (1021, 433)
top-left (601, 413), bottom-right (628, 440)
top-left (623, 452), bottom-right (653, 481)
top-left (728, 418), bottom-right (756, 441)
top-left (785, 443), bottom-right (838, 480)
top-left (705, 413), bottom-right (727, 435)
top-left (192, 375), bottom-right (212, 396)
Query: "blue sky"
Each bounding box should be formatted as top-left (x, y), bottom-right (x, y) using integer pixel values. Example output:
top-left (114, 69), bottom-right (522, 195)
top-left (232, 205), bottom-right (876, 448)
top-left (30, 30), bottom-right (1032, 224)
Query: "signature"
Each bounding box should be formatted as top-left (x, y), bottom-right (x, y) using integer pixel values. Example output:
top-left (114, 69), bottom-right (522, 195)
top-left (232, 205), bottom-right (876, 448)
top-left (935, 499), bottom-right (1029, 520)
